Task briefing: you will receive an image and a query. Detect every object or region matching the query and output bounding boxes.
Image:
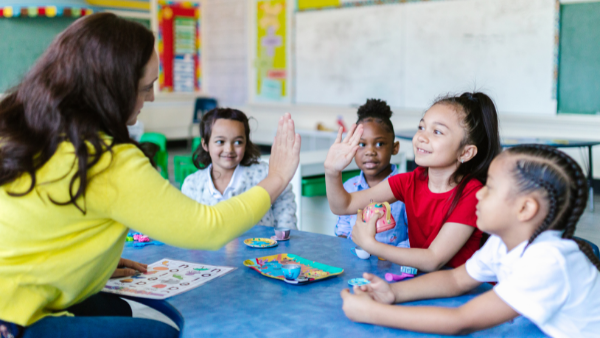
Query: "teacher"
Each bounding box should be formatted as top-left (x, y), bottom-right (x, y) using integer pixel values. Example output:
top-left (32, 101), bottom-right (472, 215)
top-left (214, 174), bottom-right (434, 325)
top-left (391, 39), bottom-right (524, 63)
top-left (0, 13), bottom-right (300, 338)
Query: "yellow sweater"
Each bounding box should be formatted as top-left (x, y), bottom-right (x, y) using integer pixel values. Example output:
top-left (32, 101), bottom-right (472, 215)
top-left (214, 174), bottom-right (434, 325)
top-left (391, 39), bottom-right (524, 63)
top-left (0, 140), bottom-right (271, 326)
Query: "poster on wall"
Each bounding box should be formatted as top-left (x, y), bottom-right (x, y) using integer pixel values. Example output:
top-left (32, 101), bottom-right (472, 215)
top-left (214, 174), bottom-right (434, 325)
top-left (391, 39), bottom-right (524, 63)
top-left (256, 0), bottom-right (287, 101)
top-left (157, 0), bottom-right (201, 92)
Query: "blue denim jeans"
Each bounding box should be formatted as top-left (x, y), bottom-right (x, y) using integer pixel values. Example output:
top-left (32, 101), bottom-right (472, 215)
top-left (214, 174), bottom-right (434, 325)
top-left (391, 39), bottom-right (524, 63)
top-left (21, 316), bottom-right (179, 338)
top-left (1, 293), bottom-right (178, 338)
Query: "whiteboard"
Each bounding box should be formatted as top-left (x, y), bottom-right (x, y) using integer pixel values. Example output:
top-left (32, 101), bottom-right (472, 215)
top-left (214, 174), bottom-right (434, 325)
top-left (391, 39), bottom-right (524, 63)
top-left (295, 4), bottom-right (406, 108)
top-left (295, 0), bottom-right (557, 115)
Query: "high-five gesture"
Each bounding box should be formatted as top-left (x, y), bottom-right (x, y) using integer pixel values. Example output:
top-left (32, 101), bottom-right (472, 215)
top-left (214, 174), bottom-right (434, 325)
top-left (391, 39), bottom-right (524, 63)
top-left (258, 113), bottom-right (301, 203)
top-left (324, 124), bottom-right (364, 175)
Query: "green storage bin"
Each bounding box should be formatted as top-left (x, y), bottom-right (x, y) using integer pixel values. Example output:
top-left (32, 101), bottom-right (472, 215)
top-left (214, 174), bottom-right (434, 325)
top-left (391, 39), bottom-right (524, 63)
top-left (301, 169), bottom-right (361, 197)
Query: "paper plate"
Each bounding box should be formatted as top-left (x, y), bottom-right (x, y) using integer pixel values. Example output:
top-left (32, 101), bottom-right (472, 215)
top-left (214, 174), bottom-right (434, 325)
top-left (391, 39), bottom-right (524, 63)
top-left (348, 278), bottom-right (371, 286)
top-left (244, 237), bottom-right (278, 248)
top-left (243, 253), bottom-right (343, 285)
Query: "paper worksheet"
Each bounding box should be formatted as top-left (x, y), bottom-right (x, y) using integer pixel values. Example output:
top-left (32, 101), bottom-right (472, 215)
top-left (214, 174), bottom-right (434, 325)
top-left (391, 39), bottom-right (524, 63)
top-left (103, 258), bottom-right (235, 299)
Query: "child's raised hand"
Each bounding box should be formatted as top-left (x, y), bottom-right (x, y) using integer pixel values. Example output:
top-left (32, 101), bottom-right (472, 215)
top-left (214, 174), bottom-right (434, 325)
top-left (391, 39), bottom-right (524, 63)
top-left (324, 124), bottom-right (363, 175)
top-left (357, 273), bottom-right (396, 304)
top-left (351, 210), bottom-right (379, 250)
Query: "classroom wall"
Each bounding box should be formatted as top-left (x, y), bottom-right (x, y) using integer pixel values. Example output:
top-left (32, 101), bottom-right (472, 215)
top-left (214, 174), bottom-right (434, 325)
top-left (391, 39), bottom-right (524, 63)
top-left (202, 0), bottom-right (248, 106)
top-left (0, 17), bottom-right (77, 92)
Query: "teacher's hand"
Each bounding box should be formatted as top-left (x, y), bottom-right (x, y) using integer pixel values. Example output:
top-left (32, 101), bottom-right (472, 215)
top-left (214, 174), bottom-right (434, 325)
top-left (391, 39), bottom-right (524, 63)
top-left (111, 258), bottom-right (147, 278)
top-left (258, 113), bottom-right (301, 203)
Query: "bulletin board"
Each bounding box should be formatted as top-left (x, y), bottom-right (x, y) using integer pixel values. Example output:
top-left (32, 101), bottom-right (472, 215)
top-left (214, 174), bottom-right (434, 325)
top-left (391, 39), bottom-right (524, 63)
top-left (557, 2), bottom-right (600, 115)
top-left (255, 0), bottom-right (287, 101)
top-left (156, 0), bottom-right (201, 92)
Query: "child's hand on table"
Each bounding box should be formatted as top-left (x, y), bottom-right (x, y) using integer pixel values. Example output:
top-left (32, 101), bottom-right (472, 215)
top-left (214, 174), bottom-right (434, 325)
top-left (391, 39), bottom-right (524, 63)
top-left (340, 286), bottom-right (378, 323)
top-left (351, 210), bottom-right (380, 251)
top-left (111, 258), bottom-right (147, 278)
top-left (324, 124), bottom-right (363, 175)
top-left (356, 273), bottom-right (396, 304)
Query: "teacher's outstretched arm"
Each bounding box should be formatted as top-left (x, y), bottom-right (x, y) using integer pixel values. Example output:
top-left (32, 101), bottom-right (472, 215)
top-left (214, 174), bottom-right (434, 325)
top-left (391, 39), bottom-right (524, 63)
top-left (92, 113), bottom-right (301, 251)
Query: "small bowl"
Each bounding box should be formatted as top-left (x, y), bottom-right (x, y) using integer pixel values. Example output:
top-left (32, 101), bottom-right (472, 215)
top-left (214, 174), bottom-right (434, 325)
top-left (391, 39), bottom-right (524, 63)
top-left (352, 246), bottom-right (371, 259)
top-left (281, 264), bottom-right (301, 280)
top-left (274, 228), bottom-right (291, 241)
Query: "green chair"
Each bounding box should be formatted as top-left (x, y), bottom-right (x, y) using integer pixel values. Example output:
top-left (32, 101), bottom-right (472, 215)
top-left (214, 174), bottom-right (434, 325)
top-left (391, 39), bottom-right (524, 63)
top-left (174, 155), bottom-right (195, 187)
top-left (140, 132), bottom-right (169, 180)
top-left (174, 137), bottom-right (203, 188)
top-left (191, 137), bottom-right (201, 153)
top-left (174, 156), bottom-right (206, 189)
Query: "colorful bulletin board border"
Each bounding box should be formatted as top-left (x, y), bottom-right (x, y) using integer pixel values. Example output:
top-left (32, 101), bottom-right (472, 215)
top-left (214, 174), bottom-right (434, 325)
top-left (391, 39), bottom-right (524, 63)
top-left (297, 0), bottom-right (450, 12)
top-left (157, 0), bottom-right (201, 92)
top-left (86, 0), bottom-right (150, 11)
top-left (256, 0), bottom-right (287, 101)
top-left (0, 6), bottom-right (94, 18)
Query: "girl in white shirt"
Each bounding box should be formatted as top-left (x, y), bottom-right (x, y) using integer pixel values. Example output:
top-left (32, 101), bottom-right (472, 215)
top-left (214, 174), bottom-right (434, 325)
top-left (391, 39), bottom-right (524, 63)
top-left (182, 108), bottom-right (297, 229)
top-left (341, 144), bottom-right (600, 337)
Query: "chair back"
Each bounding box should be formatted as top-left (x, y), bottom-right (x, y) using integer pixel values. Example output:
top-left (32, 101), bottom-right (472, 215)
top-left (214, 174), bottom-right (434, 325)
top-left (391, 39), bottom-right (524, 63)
top-left (192, 98), bottom-right (218, 124)
top-left (140, 133), bottom-right (167, 152)
top-left (573, 236), bottom-right (600, 258)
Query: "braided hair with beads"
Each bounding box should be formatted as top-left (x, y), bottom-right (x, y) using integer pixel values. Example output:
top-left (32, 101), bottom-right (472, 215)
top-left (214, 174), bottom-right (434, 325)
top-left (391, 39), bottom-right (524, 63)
top-left (506, 144), bottom-right (600, 270)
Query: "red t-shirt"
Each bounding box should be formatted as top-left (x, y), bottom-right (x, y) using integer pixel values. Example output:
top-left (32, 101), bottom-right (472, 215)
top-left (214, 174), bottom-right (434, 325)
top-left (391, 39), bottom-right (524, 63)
top-left (388, 167), bottom-right (483, 268)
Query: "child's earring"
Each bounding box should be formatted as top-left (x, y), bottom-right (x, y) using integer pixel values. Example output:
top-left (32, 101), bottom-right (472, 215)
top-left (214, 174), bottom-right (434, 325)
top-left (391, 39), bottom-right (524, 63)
top-left (460, 158), bottom-right (464, 163)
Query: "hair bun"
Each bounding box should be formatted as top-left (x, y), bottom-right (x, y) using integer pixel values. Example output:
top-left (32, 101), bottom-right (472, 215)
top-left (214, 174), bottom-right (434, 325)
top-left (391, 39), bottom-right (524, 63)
top-left (357, 99), bottom-right (393, 120)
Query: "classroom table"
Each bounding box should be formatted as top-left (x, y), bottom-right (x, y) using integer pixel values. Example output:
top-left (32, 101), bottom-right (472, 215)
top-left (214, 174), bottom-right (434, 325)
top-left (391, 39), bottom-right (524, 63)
top-left (395, 129), bottom-right (600, 210)
top-left (121, 226), bottom-right (546, 337)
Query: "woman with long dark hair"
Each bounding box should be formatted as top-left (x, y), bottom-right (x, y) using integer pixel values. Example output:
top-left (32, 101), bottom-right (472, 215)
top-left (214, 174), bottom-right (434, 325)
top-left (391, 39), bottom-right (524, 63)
top-left (0, 13), bottom-right (300, 337)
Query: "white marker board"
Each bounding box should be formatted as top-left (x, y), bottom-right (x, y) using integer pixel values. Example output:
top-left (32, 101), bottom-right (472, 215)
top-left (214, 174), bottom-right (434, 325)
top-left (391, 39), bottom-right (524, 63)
top-left (295, 0), bottom-right (557, 115)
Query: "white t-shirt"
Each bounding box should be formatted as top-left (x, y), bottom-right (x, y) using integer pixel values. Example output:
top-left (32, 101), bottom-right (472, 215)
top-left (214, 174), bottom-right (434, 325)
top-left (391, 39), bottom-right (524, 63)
top-left (466, 231), bottom-right (600, 338)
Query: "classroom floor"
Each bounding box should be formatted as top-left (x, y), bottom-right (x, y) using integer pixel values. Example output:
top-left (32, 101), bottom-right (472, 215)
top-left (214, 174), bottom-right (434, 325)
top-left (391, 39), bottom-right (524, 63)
top-left (165, 149), bottom-right (600, 247)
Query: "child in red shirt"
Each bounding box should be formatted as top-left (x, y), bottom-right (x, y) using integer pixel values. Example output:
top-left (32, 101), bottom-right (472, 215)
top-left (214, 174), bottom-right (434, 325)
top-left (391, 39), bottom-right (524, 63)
top-left (325, 93), bottom-right (502, 271)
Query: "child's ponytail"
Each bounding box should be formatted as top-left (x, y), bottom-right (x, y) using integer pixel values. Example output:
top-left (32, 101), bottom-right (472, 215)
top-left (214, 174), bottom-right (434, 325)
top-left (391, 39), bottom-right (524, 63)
top-left (433, 93), bottom-right (502, 226)
top-left (507, 144), bottom-right (600, 271)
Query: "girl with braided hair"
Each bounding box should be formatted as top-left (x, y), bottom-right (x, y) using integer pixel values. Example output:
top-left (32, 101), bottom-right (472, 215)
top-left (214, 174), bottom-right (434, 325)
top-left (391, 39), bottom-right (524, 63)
top-left (340, 144), bottom-right (600, 336)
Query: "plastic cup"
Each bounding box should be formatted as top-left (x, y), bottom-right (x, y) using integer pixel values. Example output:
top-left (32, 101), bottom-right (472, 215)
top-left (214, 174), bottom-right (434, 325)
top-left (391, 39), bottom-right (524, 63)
top-left (274, 228), bottom-right (291, 240)
top-left (353, 246), bottom-right (371, 259)
top-left (281, 264), bottom-right (301, 280)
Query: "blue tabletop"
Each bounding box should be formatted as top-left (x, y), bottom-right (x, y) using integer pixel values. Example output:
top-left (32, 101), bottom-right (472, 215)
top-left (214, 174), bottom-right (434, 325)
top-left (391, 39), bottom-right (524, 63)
top-left (121, 226), bottom-right (546, 337)
top-left (395, 129), bottom-right (600, 148)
